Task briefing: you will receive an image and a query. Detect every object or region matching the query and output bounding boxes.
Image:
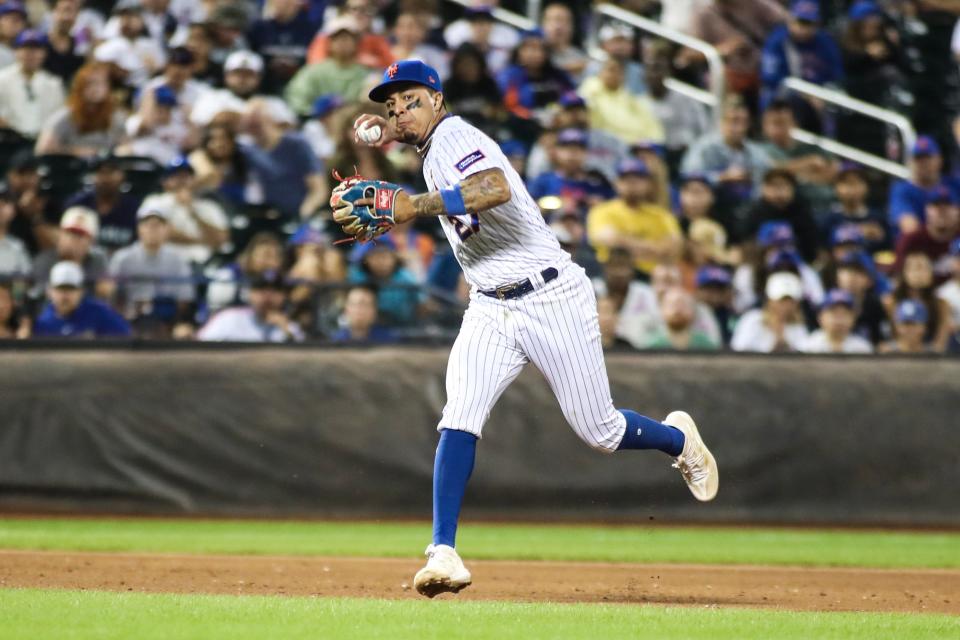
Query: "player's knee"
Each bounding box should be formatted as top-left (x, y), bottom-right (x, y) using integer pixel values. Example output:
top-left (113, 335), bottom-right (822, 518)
top-left (565, 415), bottom-right (621, 454)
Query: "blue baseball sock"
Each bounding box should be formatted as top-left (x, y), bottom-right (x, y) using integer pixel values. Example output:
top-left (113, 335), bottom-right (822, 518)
top-left (432, 429), bottom-right (477, 548)
top-left (616, 409), bottom-right (685, 457)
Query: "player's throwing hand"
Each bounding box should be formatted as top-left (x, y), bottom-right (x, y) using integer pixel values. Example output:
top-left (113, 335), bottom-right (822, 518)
top-left (353, 114), bottom-right (398, 148)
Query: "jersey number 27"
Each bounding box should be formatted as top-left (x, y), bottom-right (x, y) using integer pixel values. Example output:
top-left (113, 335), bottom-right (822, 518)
top-left (448, 213), bottom-right (480, 241)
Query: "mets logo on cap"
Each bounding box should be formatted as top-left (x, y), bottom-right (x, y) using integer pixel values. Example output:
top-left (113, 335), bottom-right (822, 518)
top-left (387, 63), bottom-right (399, 78)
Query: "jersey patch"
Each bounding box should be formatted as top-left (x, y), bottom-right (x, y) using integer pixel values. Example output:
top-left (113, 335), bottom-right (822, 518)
top-left (455, 150), bottom-right (486, 173)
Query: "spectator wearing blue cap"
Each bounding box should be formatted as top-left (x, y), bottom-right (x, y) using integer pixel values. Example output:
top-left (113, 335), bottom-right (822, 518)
top-left (879, 299), bottom-right (930, 354)
top-left (834, 250), bottom-right (887, 345)
top-left (139, 157), bottom-right (229, 264)
top-left (644, 42), bottom-right (711, 164)
top-left (821, 163), bottom-right (889, 254)
top-left (579, 55), bottom-right (664, 146)
top-left (802, 288), bottom-right (873, 353)
top-left (586, 158), bottom-right (681, 276)
top-left (42, 0), bottom-right (86, 84)
top-left (0, 29), bottom-right (65, 139)
top-left (760, 1), bottom-right (843, 113)
top-left (837, 2), bottom-right (908, 159)
top-left (542, 3), bottom-right (588, 82)
top-left (120, 85), bottom-right (190, 165)
top-left (285, 15), bottom-right (372, 116)
top-left (937, 239), bottom-right (960, 336)
top-left (444, 4), bottom-right (518, 73)
top-left (527, 128), bottom-right (615, 211)
top-left (893, 185), bottom-right (960, 283)
top-left (441, 44), bottom-right (503, 137)
top-left (347, 236), bottom-right (421, 326)
top-left (33, 260), bottom-right (132, 339)
top-left (694, 265), bottom-right (737, 346)
top-left (888, 135), bottom-right (960, 236)
top-left (247, 0), bottom-right (318, 95)
top-left (731, 271), bottom-right (810, 352)
top-left (887, 249), bottom-right (954, 352)
top-left (681, 94), bottom-right (773, 216)
top-left (390, 11), bottom-right (450, 83)
top-left (0, 1), bottom-right (27, 69)
top-left (742, 167), bottom-right (821, 264)
top-left (330, 283), bottom-right (397, 343)
top-left (498, 27), bottom-right (574, 122)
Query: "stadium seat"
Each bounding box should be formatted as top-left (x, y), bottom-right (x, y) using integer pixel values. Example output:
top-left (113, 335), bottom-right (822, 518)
top-left (35, 154), bottom-right (88, 200)
top-left (113, 155), bottom-right (164, 198)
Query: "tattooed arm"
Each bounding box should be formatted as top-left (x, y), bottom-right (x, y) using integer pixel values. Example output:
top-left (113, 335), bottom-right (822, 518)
top-left (393, 169), bottom-right (512, 223)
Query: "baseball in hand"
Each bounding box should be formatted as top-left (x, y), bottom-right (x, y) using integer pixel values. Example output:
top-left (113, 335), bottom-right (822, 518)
top-left (357, 123), bottom-right (382, 144)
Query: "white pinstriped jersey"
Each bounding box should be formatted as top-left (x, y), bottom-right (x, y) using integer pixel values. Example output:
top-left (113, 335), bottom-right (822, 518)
top-left (421, 116), bottom-right (570, 291)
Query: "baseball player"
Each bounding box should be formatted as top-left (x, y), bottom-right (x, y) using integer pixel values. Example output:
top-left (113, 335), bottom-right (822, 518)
top-left (331, 60), bottom-right (719, 598)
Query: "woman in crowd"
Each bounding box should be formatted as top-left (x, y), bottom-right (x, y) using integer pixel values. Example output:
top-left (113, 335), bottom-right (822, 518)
top-left (188, 123), bottom-right (254, 210)
top-left (0, 282), bottom-right (29, 339)
top-left (206, 231), bottom-right (286, 312)
top-left (731, 271), bottom-right (810, 352)
top-left (498, 28), bottom-right (573, 123)
top-left (36, 62), bottom-right (126, 158)
top-left (442, 43), bottom-right (502, 137)
top-left (884, 251), bottom-right (954, 352)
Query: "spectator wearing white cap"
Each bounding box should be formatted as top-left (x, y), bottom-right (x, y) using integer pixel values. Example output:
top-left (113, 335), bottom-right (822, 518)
top-left (0, 30), bottom-right (66, 138)
top-left (138, 157), bottom-right (228, 264)
top-left (189, 49), bottom-right (292, 128)
top-left (284, 15), bottom-right (372, 116)
top-left (93, 1), bottom-right (167, 87)
top-left (802, 289), bottom-right (873, 354)
top-left (582, 22), bottom-right (646, 96)
top-left (32, 206), bottom-right (109, 298)
top-left (731, 271), bottom-right (810, 352)
top-left (239, 98), bottom-right (327, 221)
top-left (106, 206), bottom-right (194, 330)
top-left (32, 260), bottom-right (131, 338)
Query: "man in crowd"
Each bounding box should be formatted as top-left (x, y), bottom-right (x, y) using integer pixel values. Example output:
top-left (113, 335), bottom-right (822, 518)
top-left (197, 270), bottom-right (303, 342)
top-left (190, 50), bottom-right (292, 128)
top-left (894, 185), bottom-right (960, 283)
top-left (644, 286), bottom-right (719, 350)
top-left (0, 2), bottom-right (27, 69)
top-left (247, 0), bottom-right (318, 95)
top-left (694, 265), bottom-right (737, 346)
top-left (331, 284), bottom-right (396, 343)
top-left (33, 260), bottom-right (131, 338)
top-left (802, 288), bottom-right (873, 353)
top-left (0, 188), bottom-right (30, 276)
top-left (822, 162), bottom-right (889, 254)
top-left (528, 128), bottom-right (614, 211)
top-left (888, 136), bottom-right (959, 237)
top-left (32, 206), bottom-right (108, 298)
top-left (587, 159), bottom-right (682, 277)
top-left (4, 151), bottom-right (59, 254)
top-left (43, 0), bottom-right (87, 84)
top-left (65, 154), bottom-right (141, 254)
top-left (0, 29), bottom-right (65, 139)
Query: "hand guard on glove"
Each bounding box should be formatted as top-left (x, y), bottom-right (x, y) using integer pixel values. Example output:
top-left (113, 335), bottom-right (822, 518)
top-left (330, 170), bottom-right (404, 243)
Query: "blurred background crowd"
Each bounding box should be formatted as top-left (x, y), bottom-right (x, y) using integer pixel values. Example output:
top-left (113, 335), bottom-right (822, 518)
top-left (1, 0), bottom-right (959, 354)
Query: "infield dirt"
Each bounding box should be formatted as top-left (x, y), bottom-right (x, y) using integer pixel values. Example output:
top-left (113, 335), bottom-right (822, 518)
top-left (1, 550), bottom-right (958, 614)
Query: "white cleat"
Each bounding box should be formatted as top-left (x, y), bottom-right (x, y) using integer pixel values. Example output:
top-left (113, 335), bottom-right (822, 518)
top-left (413, 544), bottom-right (472, 598)
top-left (664, 411), bottom-right (719, 502)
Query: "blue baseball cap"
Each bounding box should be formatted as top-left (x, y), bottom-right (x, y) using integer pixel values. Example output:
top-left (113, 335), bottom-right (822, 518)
top-left (154, 85), bottom-right (178, 107)
top-left (558, 91), bottom-right (586, 109)
top-left (837, 250), bottom-right (874, 272)
top-left (555, 128), bottom-right (589, 147)
top-left (912, 135), bottom-right (941, 157)
top-left (680, 172), bottom-right (713, 188)
top-left (369, 60), bottom-right (443, 103)
top-left (520, 27), bottom-right (545, 41)
top-left (289, 223), bottom-right (330, 246)
top-left (950, 237), bottom-right (960, 256)
top-left (695, 265), bottom-right (732, 288)
top-left (499, 139), bottom-right (527, 157)
top-left (926, 184), bottom-right (958, 205)
top-left (629, 140), bottom-right (665, 157)
top-left (311, 94), bottom-right (344, 118)
top-left (848, 0), bottom-right (882, 20)
top-left (766, 248), bottom-right (802, 271)
top-left (616, 158), bottom-right (650, 177)
top-left (349, 235), bottom-right (398, 262)
top-left (836, 161), bottom-right (865, 179)
top-left (820, 288), bottom-right (855, 311)
top-left (164, 155), bottom-right (194, 176)
top-left (757, 220), bottom-right (795, 248)
top-left (790, 0), bottom-right (820, 22)
top-left (0, 2), bottom-right (26, 18)
top-left (14, 29), bottom-right (46, 48)
top-left (830, 223), bottom-right (865, 247)
top-left (895, 299), bottom-right (928, 324)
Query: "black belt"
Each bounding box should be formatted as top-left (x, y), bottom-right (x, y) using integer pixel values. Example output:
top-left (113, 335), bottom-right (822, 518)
top-left (480, 267), bottom-right (558, 300)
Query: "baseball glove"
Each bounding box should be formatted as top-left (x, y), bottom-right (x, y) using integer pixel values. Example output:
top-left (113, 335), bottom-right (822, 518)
top-left (330, 170), bottom-right (403, 243)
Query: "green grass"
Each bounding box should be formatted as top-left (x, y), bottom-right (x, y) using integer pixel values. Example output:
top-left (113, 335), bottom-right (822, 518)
top-left (1, 589), bottom-right (956, 640)
top-left (2, 518), bottom-right (959, 569)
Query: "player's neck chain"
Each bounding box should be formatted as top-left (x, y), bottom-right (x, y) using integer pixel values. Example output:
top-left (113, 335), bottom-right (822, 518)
top-left (416, 114), bottom-right (453, 159)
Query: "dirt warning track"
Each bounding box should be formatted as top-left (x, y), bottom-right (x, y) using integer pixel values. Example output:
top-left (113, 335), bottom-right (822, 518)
top-left (1, 550), bottom-right (957, 614)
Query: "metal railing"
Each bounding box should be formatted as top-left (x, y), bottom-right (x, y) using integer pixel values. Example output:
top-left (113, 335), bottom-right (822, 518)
top-left (782, 78), bottom-right (916, 180)
top-left (443, 0), bottom-right (536, 30)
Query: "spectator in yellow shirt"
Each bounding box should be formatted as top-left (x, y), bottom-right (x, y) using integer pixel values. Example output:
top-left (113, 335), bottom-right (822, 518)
top-left (579, 57), bottom-right (664, 145)
top-left (587, 159), bottom-right (683, 276)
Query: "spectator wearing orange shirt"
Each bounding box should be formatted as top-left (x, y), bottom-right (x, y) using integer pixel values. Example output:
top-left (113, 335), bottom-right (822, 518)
top-left (305, 0), bottom-right (392, 69)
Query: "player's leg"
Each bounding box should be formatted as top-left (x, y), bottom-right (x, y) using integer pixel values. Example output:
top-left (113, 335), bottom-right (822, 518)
top-left (415, 302), bottom-right (527, 597)
top-left (517, 266), bottom-right (718, 500)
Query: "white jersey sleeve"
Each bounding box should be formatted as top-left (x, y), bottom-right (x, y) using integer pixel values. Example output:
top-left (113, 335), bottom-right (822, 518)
top-left (421, 116), bottom-right (569, 291)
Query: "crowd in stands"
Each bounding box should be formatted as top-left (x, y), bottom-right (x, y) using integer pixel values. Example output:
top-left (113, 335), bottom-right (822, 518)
top-left (0, 0), bottom-right (959, 355)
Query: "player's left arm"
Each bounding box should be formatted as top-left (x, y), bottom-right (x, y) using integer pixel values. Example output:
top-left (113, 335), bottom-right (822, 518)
top-left (398, 168), bottom-right (511, 222)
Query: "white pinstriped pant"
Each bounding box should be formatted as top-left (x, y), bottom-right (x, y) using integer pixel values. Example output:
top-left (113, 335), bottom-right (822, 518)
top-left (439, 264), bottom-right (628, 452)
